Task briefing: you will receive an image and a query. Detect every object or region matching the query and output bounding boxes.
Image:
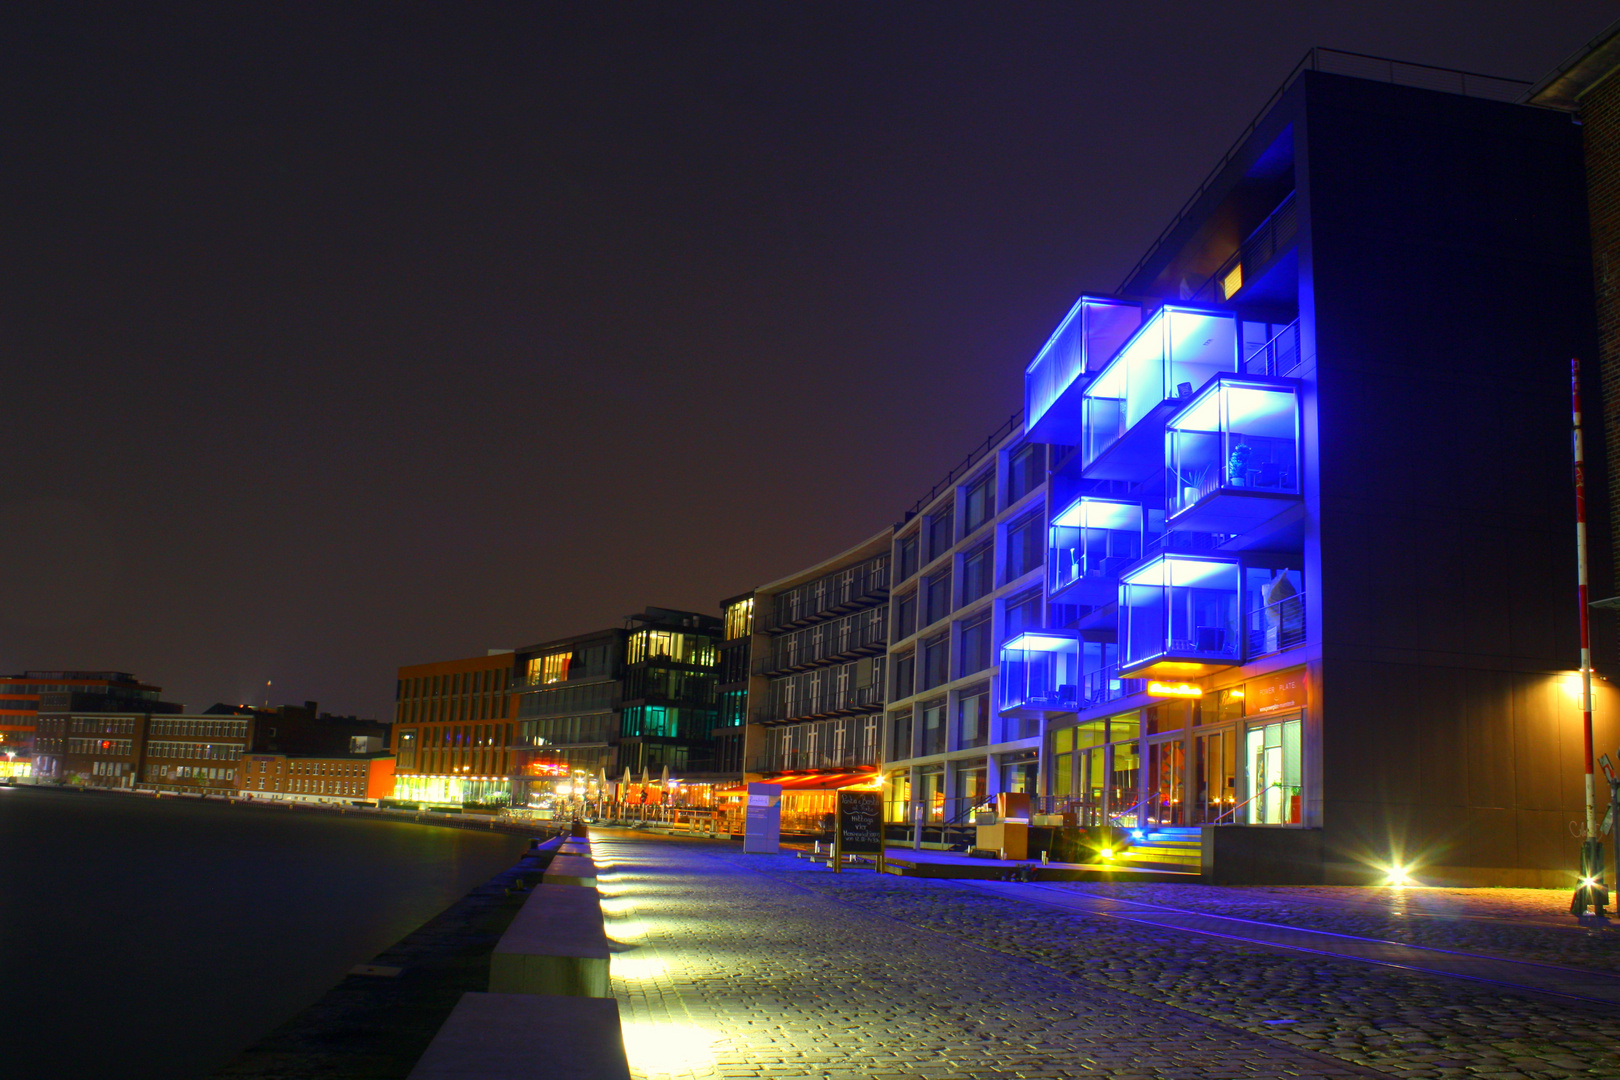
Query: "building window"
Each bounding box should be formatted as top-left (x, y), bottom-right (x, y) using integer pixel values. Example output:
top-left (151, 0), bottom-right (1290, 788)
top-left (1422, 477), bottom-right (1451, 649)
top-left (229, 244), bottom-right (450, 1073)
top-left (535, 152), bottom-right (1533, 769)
top-left (1005, 510), bottom-right (1043, 581)
top-left (1004, 588), bottom-right (1043, 639)
top-left (893, 651), bottom-right (916, 700)
top-left (958, 610), bottom-right (992, 677)
top-left (889, 708), bottom-right (914, 760)
top-left (961, 543), bottom-right (993, 606)
top-left (963, 470), bottom-right (995, 536)
top-left (921, 633), bottom-right (949, 691)
top-left (895, 591), bottom-right (917, 640)
top-left (925, 571), bottom-right (952, 627)
top-left (957, 685), bottom-right (990, 750)
top-left (724, 597), bottom-right (754, 640)
top-left (927, 504), bottom-right (954, 562)
top-left (1007, 443), bottom-right (1043, 503)
top-left (920, 698), bottom-right (947, 756)
top-left (897, 533), bottom-right (919, 582)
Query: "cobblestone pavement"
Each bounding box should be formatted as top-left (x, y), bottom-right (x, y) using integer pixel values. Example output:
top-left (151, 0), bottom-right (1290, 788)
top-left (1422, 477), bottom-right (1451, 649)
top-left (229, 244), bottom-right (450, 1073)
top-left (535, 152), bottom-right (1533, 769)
top-left (597, 837), bottom-right (1513, 1080)
top-left (1027, 883), bottom-right (1620, 973)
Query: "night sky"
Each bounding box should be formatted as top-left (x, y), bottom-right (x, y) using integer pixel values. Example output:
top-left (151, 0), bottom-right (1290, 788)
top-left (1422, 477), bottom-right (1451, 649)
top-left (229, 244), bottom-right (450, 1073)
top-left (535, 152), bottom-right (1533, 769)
top-left (6, 2), bottom-right (1615, 719)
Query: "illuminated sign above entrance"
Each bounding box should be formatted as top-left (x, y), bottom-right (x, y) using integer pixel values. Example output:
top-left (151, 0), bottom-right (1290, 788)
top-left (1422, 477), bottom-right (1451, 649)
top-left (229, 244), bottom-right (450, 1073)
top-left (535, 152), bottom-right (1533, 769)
top-left (1147, 681), bottom-right (1203, 698)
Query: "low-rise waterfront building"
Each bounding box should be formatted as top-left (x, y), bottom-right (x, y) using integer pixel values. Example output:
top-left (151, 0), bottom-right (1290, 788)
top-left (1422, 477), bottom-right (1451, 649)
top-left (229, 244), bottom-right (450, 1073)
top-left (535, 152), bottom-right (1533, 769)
top-left (8, 671), bottom-right (182, 780)
top-left (236, 751), bottom-right (396, 803)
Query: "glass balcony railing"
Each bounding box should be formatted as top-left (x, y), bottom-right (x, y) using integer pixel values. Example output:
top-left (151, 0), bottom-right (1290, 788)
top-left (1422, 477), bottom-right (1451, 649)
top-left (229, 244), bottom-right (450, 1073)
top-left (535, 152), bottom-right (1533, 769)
top-left (1119, 554), bottom-right (1241, 676)
top-left (1024, 296), bottom-right (1142, 445)
top-left (1048, 496), bottom-right (1159, 604)
top-left (1080, 305), bottom-right (1240, 479)
top-left (999, 632), bottom-right (1082, 714)
top-left (1166, 375), bottom-right (1301, 534)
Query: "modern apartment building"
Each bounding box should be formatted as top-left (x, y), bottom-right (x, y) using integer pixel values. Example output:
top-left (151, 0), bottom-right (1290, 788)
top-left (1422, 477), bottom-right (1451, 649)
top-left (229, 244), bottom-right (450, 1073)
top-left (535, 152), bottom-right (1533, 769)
top-left (391, 650), bottom-right (517, 807)
top-left (510, 608), bottom-right (721, 807)
top-left (987, 51), bottom-right (1609, 885)
top-left (882, 416), bottom-right (1052, 831)
top-left (740, 531), bottom-right (890, 827)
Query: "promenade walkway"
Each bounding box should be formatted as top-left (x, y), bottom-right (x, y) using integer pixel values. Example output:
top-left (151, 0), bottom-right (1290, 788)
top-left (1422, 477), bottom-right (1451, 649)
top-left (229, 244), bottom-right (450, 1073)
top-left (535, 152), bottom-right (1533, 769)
top-left (595, 834), bottom-right (1615, 1080)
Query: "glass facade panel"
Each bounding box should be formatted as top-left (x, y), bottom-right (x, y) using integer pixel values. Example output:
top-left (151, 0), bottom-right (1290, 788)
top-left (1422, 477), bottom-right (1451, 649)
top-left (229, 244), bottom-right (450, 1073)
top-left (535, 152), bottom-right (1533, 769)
top-left (897, 533), bottom-right (919, 581)
top-left (1245, 714), bottom-right (1302, 824)
top-left (1003, 588), bottom-right (1042, 639)
top-left (919, 698), bottom-right (947, 756)
top-left (1007, 443), bottom-right (1043, 503)
top-left (963, 471), bottom-right (995, 535)
top-left (1167, 377), bottom-right (1300, 517)
top-left (928, 505), bottom-right (954, 561)
top-left (957, 685), bottom-right (990, 750)
top-left (1120, 555), bottom-right (1240, 670)
top-left (998, 632), bottom-right (1080, 712)
top-left (1005, 510), bottom-right (1043, 581)
top-left (921, 632), bottom-right (949, 690)
top-left (895, 590), bottom-right (918, 640)
top-left (925, 571), bottom-right (952, 626)
top-left (958, 611), bottom-right (992, 677)
top-left (1048, 497), bottom-right (1155, 598)
top-left (961, 543), bottom-right (993, 605)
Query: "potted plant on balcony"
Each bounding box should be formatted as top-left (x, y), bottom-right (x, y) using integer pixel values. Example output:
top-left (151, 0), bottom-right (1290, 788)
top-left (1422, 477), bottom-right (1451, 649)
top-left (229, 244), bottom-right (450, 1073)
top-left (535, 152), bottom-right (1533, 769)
top-left (1226, 442), bottom-right (1252, 487)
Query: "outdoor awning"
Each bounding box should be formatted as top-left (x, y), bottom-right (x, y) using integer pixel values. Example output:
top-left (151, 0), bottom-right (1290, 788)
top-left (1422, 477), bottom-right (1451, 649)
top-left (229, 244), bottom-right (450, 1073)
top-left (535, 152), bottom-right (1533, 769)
top-left (770, 771), bottom-right (878, 791)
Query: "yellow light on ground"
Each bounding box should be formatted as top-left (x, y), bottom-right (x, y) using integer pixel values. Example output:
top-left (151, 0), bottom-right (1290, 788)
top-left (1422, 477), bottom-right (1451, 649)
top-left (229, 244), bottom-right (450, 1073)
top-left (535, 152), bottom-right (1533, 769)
top-left (599, 898), bottom-right (636, 916)
top-left (610, 954), bottom-right (668, 981)
top-left (619, 1022), bottom-right (721, 1076)
top-left (607, 919), bottom-right (648, 943)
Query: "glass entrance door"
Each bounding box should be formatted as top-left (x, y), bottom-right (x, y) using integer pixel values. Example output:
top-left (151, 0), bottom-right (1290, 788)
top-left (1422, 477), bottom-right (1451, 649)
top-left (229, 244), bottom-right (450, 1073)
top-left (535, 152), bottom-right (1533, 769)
top-left (1191, 727), bottom-right (1237, 824)
top-left (1145, 739), bottom-right (1184, 827)
top-left (1244, 714), bottom-right (1301, 824)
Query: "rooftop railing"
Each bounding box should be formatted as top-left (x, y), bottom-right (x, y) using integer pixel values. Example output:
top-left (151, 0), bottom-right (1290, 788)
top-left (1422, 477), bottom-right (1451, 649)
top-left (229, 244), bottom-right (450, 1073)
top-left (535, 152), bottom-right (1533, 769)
top-left (1118, 48), bottom-right (1531, 294)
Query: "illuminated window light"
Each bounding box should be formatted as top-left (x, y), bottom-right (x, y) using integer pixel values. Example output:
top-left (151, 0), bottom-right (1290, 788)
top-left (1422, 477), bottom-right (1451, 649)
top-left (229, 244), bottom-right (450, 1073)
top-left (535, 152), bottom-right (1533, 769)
top-left (1147, 681), bottom-right (1203, 698)
top-left (1221, 263), bottom-right (1243, 298)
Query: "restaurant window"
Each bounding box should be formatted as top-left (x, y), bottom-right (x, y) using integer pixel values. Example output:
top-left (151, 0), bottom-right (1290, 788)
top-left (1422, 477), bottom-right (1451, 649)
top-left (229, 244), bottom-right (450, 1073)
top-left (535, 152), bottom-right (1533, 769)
top-left (963, 470), bottom-right (995, 536)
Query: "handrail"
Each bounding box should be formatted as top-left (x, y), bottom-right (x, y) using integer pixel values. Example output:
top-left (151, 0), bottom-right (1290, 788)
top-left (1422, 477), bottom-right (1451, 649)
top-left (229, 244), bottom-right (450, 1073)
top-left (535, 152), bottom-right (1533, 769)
top-left (1108, 791), bottom-right (1156, 828)
top-left (900, 410), bottom-right (1023, 520)
top-left (949, 794), bottom-right (997, 825)
top-left (1209, 782), bottom-right (1277, 826)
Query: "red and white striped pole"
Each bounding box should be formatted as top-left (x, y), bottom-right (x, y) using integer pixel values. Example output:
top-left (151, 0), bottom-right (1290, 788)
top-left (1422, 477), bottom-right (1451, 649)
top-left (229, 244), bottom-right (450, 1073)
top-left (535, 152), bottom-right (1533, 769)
top-left (1574, 359), bottom-right (1598, 844)
top-left (1572, 359), bottom-right (1607, 916)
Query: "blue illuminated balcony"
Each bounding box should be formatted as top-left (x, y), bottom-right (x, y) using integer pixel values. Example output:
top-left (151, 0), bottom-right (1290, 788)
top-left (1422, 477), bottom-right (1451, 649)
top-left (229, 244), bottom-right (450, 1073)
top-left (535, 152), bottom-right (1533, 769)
top-left (1024, 297), bottom-right (1142, 446)
top-left (1048, 496), bottom-right (1159, 605)
top-left (1119, 555), bottom-right (1240, 677)
top-left (1166, 375), bottom-right (1300, 534)
top-left (1080, 305), bottom-right (1240, 480)
top-left (999, 632), bottom-right (1081, 716)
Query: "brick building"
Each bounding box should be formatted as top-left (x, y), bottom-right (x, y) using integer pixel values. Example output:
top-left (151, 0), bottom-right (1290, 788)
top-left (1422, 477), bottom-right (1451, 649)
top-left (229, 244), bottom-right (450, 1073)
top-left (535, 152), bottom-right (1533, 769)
top-left (391, 649), bottom-right (517, 806)
top-left (237, 751), bottom-right (396, 803)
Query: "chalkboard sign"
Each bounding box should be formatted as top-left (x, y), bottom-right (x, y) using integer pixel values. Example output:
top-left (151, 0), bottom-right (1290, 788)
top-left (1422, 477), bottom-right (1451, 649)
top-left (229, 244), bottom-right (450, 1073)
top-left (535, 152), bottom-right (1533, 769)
top-left (835, 790), bottom-right (884, 872)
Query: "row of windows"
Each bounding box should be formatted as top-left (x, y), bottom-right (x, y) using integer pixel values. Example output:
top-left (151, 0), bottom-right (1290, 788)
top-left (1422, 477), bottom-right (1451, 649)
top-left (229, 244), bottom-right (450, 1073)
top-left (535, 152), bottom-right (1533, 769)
top-left (518, 715), bottom-right (613, 747)
top-left (766, 606), bottom-right (887, 671)
top-left (149, 719), bottom-right (249, 739)
top-left (68, 738), bottom-right (133, 756)
top-left (768, 555), bottom-right (890, 628)
top-left (896, 444), bottom-right (1046, 583)
top-left (888, 684), bottom-right (994, 760)
top-left (620, 705), bottom-right (717, 740)
top-left (764, 714), bottom-right (882, 770)
top-left (892, 511), bottom-right (1045, 645)
top-left (525, 643), bottom-right (613, 686)
top-left (403, 723), bottom-right (511, 750)
top-left (148, 741), bottom-right (243, 761)
top-left (398, 667), bottom-right (512, 701)
top-left (248, 758), bottom-right (370, 776)
top-left (621, 666), bottom-right (716, 705)
top-left (68, 717), bottom-right (136, 735)
top-left (625, 629), bottom-right (716, 667)
top-left (768, 657), bottom-right (885, 721)
top-left (92, 761), bottom-right (132, 776)
top-left (398, 693), bottom-right (506, 725)
top-left (723, 597), bottom-right (754, 641)
top-left (517, 680), bottom-right (615, 718)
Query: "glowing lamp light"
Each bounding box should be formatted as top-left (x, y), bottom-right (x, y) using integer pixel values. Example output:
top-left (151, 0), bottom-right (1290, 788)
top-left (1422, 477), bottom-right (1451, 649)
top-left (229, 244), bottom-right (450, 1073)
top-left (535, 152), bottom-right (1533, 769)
top-left (619, 1022), bottom-right (720, 1076)
top-left (1099, 847), bottom-right (1115, 861)
top-left (1147, 681), bottom-right (1203, 698)
top-left (1384, 863), bottom-right (1414, 887)
top-left (1581, 875), bottom-right (1601, 890)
